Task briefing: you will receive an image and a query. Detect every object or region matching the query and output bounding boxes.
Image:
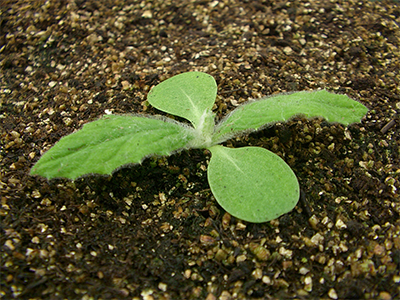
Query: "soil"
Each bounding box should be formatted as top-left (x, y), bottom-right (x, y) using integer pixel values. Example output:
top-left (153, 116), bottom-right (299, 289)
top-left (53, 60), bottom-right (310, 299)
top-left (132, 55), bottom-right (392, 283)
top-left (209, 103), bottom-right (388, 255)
top-left (1, 0), bottom-right (399, 299)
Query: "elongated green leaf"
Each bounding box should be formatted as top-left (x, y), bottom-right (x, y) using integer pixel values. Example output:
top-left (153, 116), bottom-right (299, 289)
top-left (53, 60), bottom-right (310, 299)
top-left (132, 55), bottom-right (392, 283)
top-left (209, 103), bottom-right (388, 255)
top-left (30, 115), bottom-right (196, 180)
top-left (147, 72), bottom-right (217, 129)
top-left (213, 90), bottom-right (368, 144)
top-left (207, 145), bottom-right (299, 223)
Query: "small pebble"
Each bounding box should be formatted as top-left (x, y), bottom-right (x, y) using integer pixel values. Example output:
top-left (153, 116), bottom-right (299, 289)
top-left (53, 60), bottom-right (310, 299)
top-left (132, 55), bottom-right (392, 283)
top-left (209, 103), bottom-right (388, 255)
top-left (299, 267), bottom-right (310, 275)
top-left (262, 275), bottom-right (271, 285)
top-left (283, 46), bottom-right (293, 55)
top-left (5, 240), bottom-right (15, 251)
top-left (328, 288), bottom-right (338, 299)
top-left (335, 219), bottom-right (347, 230)
top-left (378, 291), bottom-right (392, 300)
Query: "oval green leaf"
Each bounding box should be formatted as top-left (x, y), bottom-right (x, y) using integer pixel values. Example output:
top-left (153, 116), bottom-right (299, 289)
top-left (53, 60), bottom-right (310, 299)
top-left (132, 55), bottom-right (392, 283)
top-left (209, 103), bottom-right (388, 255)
top-left (213, 90), bottom-right (368, 143)
top-left (147, 72), bottom-right (217, 129)
top-left (30, 115), bottom-right (195, 180)
top-left (207, 145), bottom-right (299, 223)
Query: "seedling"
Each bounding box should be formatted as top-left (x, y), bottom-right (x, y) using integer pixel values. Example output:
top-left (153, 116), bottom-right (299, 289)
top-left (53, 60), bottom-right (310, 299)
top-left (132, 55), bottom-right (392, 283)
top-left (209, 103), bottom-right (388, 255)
top-left (31, 72), bottom-right (368, 222)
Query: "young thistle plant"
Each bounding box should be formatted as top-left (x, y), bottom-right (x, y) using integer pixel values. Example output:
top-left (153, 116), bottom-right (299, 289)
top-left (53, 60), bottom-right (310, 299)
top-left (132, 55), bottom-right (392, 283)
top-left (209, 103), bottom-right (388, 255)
top-left (31, 72), bottom-right (368, 223)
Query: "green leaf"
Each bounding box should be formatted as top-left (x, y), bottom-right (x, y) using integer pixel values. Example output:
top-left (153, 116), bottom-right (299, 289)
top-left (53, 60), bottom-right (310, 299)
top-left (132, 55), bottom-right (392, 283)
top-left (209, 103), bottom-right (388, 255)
top-left (30, 115), bottom-right (196, 180)
top-left (207, 145), bottom-right (299, 223)
top-left (213, 90), bottom-right (368, 144)
top-left (147, 72), bottom-right (217, 129)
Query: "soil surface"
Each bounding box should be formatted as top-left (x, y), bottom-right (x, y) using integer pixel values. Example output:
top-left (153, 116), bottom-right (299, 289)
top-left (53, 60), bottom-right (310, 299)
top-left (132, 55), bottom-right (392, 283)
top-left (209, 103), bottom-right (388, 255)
top-left (1, 0), bottom-right (399, 299)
